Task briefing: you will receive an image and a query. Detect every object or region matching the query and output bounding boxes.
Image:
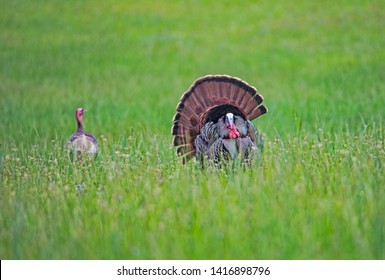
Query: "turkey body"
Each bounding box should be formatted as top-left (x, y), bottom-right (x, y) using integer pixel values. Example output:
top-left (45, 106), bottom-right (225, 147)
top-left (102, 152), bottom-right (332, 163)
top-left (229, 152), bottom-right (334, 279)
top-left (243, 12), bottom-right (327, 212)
top-left (195, 115), bottom-right (263, 164)
top-left (68, 132), bottom-right (98, 156)
top-left (172, 75), bottom-right (267, 166)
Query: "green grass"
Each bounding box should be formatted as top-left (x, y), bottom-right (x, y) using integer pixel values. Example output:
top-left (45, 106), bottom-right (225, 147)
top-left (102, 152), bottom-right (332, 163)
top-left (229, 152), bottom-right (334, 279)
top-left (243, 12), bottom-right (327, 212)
top-left (1, 0), bottom-right (385, 259)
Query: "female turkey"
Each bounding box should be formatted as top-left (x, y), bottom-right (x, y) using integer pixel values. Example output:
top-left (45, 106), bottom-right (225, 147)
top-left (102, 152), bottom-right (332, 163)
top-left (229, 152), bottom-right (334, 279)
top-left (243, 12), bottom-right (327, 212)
top-left (171, 75), bottom-right (267, 166)
top-left (68, 108), bottom-right (98, 158)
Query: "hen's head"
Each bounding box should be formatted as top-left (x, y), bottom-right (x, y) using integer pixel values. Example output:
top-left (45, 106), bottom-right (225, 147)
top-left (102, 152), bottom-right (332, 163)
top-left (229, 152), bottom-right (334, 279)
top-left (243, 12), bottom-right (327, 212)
top-left (75, 108), bottom-right (86, 123)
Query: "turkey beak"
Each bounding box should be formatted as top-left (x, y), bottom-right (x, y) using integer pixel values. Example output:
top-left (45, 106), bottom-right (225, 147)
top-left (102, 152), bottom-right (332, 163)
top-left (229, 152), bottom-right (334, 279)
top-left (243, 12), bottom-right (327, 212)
top-left (229, 119), bottom-right (234, 129)
top-left (225, 115), bottom-right (234, 129)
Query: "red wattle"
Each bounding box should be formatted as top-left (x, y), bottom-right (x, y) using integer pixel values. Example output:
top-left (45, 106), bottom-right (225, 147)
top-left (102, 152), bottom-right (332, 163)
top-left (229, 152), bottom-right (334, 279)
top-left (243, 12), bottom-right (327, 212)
top-left (229, 125), bottom-right (240, 139)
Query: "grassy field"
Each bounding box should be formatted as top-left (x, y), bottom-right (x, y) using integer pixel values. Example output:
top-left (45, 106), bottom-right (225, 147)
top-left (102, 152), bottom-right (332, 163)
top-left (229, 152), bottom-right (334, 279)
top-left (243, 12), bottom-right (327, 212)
top-left (1, 0), bottom-right (385, 259)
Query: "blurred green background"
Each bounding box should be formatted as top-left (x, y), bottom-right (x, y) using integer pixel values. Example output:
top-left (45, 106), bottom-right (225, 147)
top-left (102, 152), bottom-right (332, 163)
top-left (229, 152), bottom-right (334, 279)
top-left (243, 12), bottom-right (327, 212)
top-left (1, 0), bottom-right (384, 259)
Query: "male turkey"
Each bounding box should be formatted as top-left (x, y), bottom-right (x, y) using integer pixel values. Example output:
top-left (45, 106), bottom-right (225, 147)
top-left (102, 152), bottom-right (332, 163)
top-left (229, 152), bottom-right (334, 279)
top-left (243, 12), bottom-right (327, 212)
top-left (171, 75), bottom-right (267, 166)
top-left (68, 108), bottom-right (98, 158)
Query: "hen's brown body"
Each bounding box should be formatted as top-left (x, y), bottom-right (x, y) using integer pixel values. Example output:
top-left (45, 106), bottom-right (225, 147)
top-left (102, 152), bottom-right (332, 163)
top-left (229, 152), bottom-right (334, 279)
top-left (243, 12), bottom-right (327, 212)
top-left (68, 108), bottom-right (98, 158)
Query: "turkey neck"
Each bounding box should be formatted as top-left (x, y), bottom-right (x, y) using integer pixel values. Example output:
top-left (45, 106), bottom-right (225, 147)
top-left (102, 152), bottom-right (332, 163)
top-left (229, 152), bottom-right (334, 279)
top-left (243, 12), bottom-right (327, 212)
top-left (77, 119), bottom-right (85, 133)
